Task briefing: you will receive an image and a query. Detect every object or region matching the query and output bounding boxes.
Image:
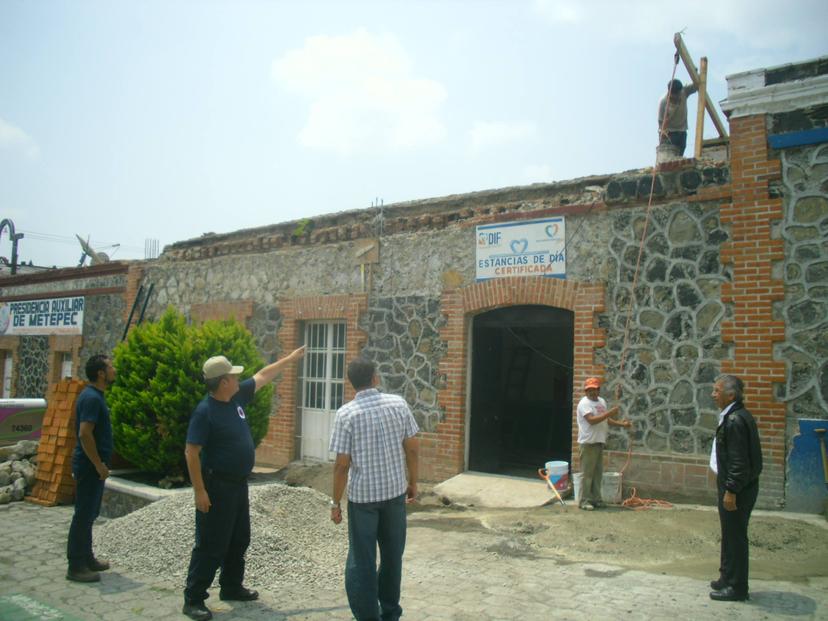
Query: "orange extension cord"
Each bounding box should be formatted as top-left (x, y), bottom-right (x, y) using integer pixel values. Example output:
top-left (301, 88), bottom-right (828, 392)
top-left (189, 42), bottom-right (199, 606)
top-left (621, 487), bottom-right (674, 510)
top-left (615, 53), bottom-right (681, 511)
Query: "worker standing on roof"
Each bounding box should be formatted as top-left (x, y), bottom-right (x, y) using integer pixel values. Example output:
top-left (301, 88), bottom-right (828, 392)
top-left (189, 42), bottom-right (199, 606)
top-left (658, 79), bottom-right (698, 157)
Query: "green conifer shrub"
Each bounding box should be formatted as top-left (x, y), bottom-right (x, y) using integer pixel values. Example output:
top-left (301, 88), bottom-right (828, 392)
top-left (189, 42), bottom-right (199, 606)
top-left (108, 307), bottom-right (272, 476)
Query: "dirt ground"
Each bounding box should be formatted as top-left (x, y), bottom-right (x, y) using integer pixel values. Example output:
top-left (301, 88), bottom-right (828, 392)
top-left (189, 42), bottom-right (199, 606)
top-left (269, 462), bottom-right (828, 583)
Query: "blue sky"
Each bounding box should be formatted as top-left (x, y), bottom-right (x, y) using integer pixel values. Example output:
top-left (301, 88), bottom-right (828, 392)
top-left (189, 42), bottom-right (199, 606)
top-left (1, 0), bottom-right (826, 268)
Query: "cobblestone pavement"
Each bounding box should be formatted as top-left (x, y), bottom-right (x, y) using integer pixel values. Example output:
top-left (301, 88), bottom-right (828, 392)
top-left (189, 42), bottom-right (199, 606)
top-left (1, 502), bottom-right (826, 620)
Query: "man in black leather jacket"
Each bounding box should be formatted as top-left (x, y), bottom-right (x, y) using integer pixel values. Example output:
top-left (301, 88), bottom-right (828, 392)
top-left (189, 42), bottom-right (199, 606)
top-left (709, 374), bottom-right (763, 602)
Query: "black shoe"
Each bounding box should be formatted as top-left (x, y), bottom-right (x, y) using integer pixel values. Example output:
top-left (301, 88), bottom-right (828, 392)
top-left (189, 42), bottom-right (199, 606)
top-left (66, 567), bottom-right (101, 583)
top-left (182, 601), bottom-right (213, 620)
top-left (709, 586), bottom-right (749, 602)
top-left (88, 557), bottom-right (110, 571)
top-left (710, 577), bottom-right (726, 590)
top-left (219, 586), bottom-right (259, 601)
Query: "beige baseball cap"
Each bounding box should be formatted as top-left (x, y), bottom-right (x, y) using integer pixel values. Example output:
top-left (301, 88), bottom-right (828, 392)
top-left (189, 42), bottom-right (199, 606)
top-left (203, 355), bottom-right (244, 380)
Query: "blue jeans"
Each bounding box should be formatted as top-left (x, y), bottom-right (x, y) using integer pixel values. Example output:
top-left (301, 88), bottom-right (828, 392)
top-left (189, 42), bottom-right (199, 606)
top-left (346, 494), bottom-right (407, 621)
top-left (66, 466), bottom-right (105, 569)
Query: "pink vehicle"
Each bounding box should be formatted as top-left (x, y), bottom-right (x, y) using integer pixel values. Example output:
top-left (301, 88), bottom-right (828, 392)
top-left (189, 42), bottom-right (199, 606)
top-left (0, 399), bottom-right (47, 446)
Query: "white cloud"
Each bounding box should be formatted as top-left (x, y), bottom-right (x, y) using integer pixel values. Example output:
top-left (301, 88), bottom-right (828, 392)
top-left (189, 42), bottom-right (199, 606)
top-left (532, 0), bottom-right (583, 24)
top-left (469, 121), bottom-right (538, 151)
top-left (272, 30), bottom-right (447, 155)
top-left (523, 164), bottom-right (555, 183)
top-left (0, 117), bottom-right (39, 159)
top-left (532, 0), bottom-right (826, 49)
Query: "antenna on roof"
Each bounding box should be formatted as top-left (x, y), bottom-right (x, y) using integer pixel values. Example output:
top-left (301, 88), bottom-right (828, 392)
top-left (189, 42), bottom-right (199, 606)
top-left (75, 234), bottom-right (111, 266)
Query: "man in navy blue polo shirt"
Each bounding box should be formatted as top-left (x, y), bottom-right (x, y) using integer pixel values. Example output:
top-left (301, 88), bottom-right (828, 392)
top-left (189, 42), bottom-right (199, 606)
top-left (66, 354), bottom-right (116, 583)
top-left (182, 346), bottom-right (305, 621)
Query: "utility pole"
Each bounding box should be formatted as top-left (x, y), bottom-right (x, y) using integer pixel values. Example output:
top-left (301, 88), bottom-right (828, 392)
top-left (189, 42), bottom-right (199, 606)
top-left (0, 219), bottom-right (24, 275)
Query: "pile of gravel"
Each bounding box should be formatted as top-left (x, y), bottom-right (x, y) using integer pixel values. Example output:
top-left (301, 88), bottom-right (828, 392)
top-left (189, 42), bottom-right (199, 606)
top-left (96, 483), bottom-right (349, 588)
top-left (0, 440), bottom-right (39, 504)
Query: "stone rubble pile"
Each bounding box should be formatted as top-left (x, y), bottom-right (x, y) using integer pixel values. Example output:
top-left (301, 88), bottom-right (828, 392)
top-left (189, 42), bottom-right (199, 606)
top-left (96, 482), bottom-right (349, 588)
top-left (0, 440), bottom-right (39, 504)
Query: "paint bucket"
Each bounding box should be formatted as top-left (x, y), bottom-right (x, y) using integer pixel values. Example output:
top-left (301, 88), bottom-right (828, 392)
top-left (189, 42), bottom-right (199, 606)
top-left (541, 460), bottom-right (569, 492)
top-left (573, 471), bottom-right (623, 504)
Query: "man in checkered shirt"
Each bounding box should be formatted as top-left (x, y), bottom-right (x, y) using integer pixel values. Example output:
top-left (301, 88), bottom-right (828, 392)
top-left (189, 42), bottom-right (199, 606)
top-left (329, 357), bottom-right (419, 621)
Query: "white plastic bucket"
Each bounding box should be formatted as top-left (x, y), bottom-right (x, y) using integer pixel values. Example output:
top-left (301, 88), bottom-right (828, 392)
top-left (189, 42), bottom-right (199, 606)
top-left (573, 471), bottom-right (623, 504)
top-left (542, 460), bottom-right (569, 492)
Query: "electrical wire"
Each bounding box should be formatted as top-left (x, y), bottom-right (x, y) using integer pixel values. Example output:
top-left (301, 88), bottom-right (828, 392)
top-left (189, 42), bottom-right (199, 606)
top-left (14, 229), bottom-right (144, 252)
top-left (506, 326), bottom-right (573, 372)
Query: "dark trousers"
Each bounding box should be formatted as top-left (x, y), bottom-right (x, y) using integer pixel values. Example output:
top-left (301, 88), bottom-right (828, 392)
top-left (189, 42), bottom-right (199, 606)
top-left (66, 467), bottom-right (105, 569)
top-left (661, 130), bottom-right (688, 156)
top-left (717, 479), bottom-right (759, 595)
top-left (184, 476), bottom-right (250, 604)
top-left (346, 494), bottom-right (407, 621)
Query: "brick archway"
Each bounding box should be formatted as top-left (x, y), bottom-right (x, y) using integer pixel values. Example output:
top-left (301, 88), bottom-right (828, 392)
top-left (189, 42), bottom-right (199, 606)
top-left (423, 277), bottom-right (606, 481)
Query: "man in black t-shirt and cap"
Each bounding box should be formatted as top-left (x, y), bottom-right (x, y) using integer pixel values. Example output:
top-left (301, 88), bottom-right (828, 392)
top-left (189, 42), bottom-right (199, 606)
top-left (182, 346), bottom-right (304, 621)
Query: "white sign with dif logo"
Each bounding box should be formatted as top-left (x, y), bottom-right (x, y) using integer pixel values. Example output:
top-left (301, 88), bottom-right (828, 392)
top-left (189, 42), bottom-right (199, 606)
top-left (476, 217), bottom-right (566, 281)
top-left (0, 296), bottom-right (85, 336)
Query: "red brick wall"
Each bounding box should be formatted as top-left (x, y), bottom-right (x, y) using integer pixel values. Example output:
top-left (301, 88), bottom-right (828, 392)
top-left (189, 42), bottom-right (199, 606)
top-left (605, 451), bottom-right (714, 501)
top-left (256, 294), bottom-right (368, 466)
top-left (124, 264), bottom-right (145, 325)
top-left (424, 277), bottom-right (606, 481)
top-left (190, 300), bottom-right (254, 324)
top-left (720, 114), bottom-right (786, 505)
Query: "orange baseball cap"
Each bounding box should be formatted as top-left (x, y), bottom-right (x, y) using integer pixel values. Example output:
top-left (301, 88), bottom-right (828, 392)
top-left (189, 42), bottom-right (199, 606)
top-left (584, 377), bottom-right (601, 389)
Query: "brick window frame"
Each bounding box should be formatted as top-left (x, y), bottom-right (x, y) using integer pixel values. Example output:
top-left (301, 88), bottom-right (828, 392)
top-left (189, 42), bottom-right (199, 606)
top-left (48, 335), bottom-right (83, 386)
top-left (256, 294), bottom-right (368, 466)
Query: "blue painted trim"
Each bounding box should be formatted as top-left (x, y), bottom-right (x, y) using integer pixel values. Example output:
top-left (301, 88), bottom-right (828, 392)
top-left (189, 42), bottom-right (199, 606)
top-left (768, 127), bottom-right (828, 149)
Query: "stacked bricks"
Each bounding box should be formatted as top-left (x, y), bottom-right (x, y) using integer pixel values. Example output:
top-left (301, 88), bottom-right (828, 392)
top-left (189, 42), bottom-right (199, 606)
top-left (428, 276), bottom-right (604, 482)
top-left (719, 114), bottom-right (787, 506)
top-left (27, 379), bottom-right (85, 506)
top-left (258, 294), bottom-right (368, 466)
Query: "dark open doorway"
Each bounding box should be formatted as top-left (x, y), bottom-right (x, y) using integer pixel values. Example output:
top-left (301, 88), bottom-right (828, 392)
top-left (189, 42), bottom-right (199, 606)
top-left (468, 305), bottom-right (574, 478)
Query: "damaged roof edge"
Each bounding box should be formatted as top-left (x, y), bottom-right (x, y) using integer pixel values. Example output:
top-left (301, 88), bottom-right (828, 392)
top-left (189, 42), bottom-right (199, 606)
top-left (165, 171), bottom-right (632, 252)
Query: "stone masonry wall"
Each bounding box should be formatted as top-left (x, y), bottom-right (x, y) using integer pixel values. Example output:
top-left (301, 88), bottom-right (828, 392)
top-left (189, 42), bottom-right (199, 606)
top-left (16, 336), bottom-right (49, 398)
top-left (138, 168), bottom-right (735, 486)
top-left (78, 292), bottom-right (127, 366)
top-left (597, 202), bottom-right (732, 459)
top-left (779, 144), bottom-right (828, 431)
top-left (361, 296), bottom-right (447, 432)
